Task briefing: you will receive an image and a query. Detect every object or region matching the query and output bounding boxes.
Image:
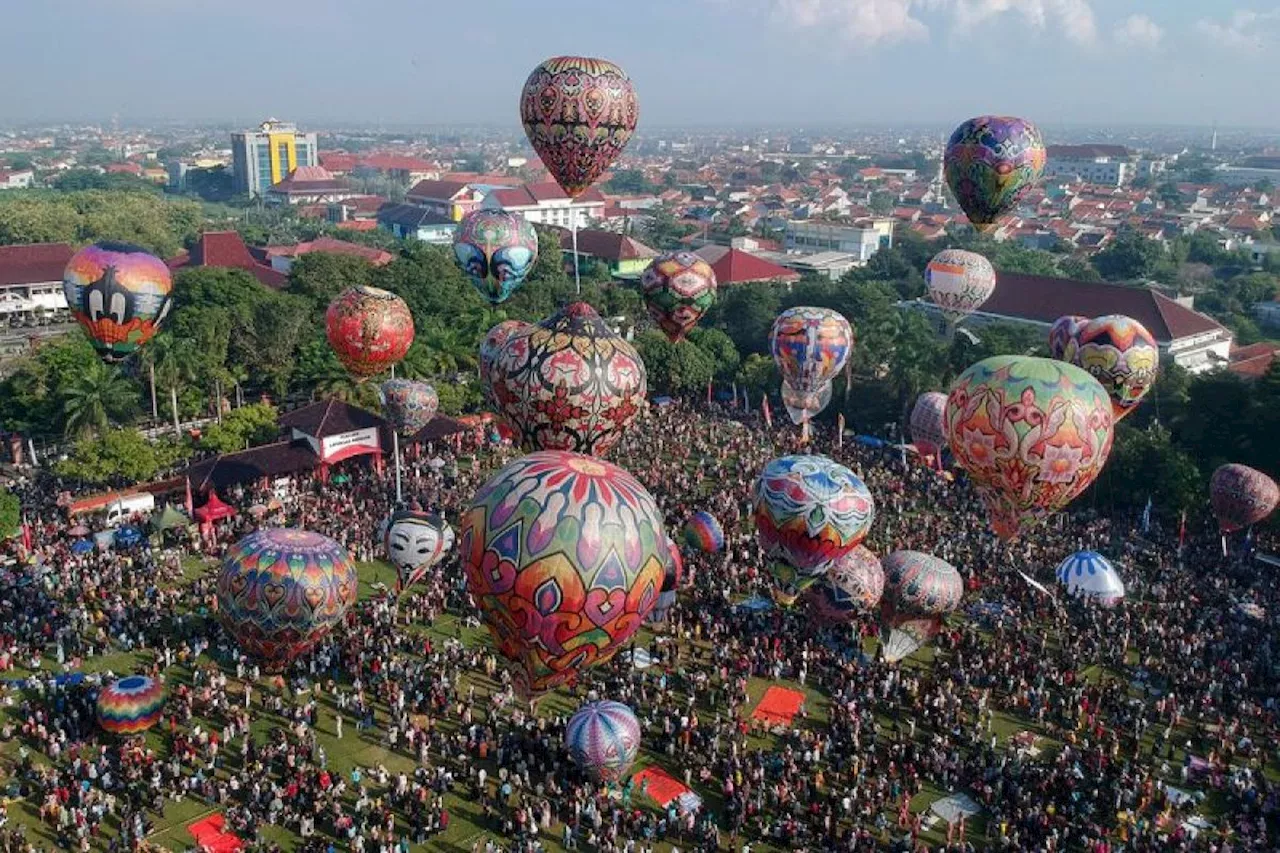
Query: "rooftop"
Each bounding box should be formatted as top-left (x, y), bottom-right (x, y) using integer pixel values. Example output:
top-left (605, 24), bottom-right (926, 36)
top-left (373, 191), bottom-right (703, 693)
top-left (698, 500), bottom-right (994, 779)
top-left (555, 228), bottom-right (658, 263)
top-left (694, 245), bottom-right (800, 285)
top-left (265, 237), bottom-right (394, 266)
top-left (167, 232), bottom-right (287, 289)
top-left (0, 243), bottom-right (74, 286)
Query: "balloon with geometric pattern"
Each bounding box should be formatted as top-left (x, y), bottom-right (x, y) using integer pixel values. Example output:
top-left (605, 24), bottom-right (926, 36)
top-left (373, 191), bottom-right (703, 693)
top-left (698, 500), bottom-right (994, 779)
top-left (1072, 314), bottom-right (1159, 422)
top-left (96, 675), bottom-right (167, 735)
top-left (769, 307), bottom-right (854, 395)
top-left (640, 251), bottom-right (717, 342)
top-left (1048, 315), bottom-right (1089, 362)
top-left (565, 700), bottom-right (642, 784)
top-left (925, 249), bottom-right (996, 324)
top-left (379, 379), bottom-right (438, 435)
top-left (460, 451), bottom-right (667, 696)
top-left (803, 545), bottom-right (884, 624)
top-left (520, 57), bottom-right (639, 198)
top-left (944, 356), bottom-right (1114, 540)
top-left (453, 210), bottom-right (539, 305)
top-left (909, 392), bottom-right (949, 459)
top-left (216, 528), bottom-right (359, 672)
top-left (681, 511), bottom-right (724, 553)
top-left (944, 115), bottom-right (1046, 233)
top-left (62, 241), bottom-right (174, 363)
top-left (1210, 463), bottom-right (1280, 533)
top-left (325, 286), bottom-right (415, 379)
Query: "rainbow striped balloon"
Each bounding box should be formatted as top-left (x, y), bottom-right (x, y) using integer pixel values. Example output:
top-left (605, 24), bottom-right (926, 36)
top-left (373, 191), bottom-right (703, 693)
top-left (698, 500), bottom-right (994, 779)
top-left (565, 700), bottom-right (642, 784)
top-left (97, 675), bottom-right (166, 735)
top-left (681, 511), bottom-right (724, 553)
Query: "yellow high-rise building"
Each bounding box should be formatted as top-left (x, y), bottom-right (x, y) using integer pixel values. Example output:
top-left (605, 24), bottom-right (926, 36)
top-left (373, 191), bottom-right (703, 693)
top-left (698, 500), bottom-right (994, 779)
top-left (231, 119), bottom-right (319, 198)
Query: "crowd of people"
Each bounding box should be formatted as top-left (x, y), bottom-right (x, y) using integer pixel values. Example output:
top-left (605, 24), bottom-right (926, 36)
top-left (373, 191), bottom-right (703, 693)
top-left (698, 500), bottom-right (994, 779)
top-left (0, 399), bottom-right (1277, 852)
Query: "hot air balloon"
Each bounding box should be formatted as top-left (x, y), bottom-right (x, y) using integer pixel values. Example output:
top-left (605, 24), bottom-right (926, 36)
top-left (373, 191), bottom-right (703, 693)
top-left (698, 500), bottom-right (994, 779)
top-left (1210, 464), bottom-right (1280, 533)
top-left (909, 392), bottom-right (949, 460)
top-left (944, 116), bottom-right (1046, 233)
top-left (62, 241), bottom-right (174, 362)
top-left (649, 539), bottom-right (682, 624)
top-left (879, 550), bottom-right (963, 663)
top-left (781, 381), bottom-right (833, 426)
top-left (216, 528), bottom-right (359, 671)
top-left (944, 356), bottom-right (1113, 540)
top-left (452, 210), bottom-right (539, 304)
top-left (480, 320), bottom-right (529, 392)
top-left (640, 251), bottom-right (717, 342)
top-left (769, 307), bottom-right (854, 394)
top-left (325, 286), bottom-right (415, 378)
top-left (520, 57), bottom-right (639, 198)
top-left (682, 511), bottom-right (724, 553)
top-left (97, 675), bottom-right (166, 735)
top-left (379, 379), bottom-right (439, 435)
top-left (565, 700), bottom-right (642, 784)
top-left (1072, 315), bottom-right (1159, 421)
top-left (925, 249), bottom-right (996, 324)
top-left (803, 545), bottom-right (884, 625)
top-left (382, 509), bottom-right (453, 594)
top-left (1056, 550), bottom-right (1125, 606)
top-left (1048, 315), bottom-right (1088, 362)
top-left (490, 302), bottom-right (647, 457)
top-left (460, 451), bottom-right (666, 696)
top-left (754, 455), bottom-right (875, 603)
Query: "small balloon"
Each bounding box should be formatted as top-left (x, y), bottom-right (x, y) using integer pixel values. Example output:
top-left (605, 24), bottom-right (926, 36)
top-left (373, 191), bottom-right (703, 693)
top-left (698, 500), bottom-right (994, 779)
top-left (1072, 314), bottom-right (1159, 421)
top-left (925, 249), bottom-right (996, 323)
top-left (909, 392), bottom-right (949, 459)
top-left (1048, 315), bottom-right (1089, 362)
top-left (769, 307), bottom-right (854, 394)
top-left (452, 210), bottom-right (539, 304)
top-left (640, 251), bottom-right (717, 342)
top-left (565, 701), bottom-right (642, 784)
top-left (326, 286), bottom-right (415, 378)
top-left (1210, 463), bottom-right (1279, 533)
top-left (379, 379), bottom-right (438, 435)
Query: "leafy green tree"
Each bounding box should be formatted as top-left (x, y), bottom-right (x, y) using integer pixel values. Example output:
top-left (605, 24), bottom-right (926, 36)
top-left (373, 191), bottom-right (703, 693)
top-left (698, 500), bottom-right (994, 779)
top-left (706, 281), bottom-right (781, 356)
top-left (1088, 423), bottom-right (1202, 516)
top-left (197, 403), bottom-right (279, 453)
top-left (52, 170), bottom-right (160, 193)
top-left (687, 327), bottom-right (741, 380)
top-left (0, 490), bottom-right (19, 539)
top-left (634, 330), bottom-right (715, 394)
top-left (288, 252), bottom-right (374, 308)
top-left (1058, 256), bottom-right (1102, 281)
top-left (55, 428), bottom-right (188, 486)
top-left (604, 169), bottom-right (656, 194)
top-left (1092, 234), bottom-right (1164, 281)
top-left (736, 353), bottom-right (779, 393)
top-left (869, 191), bottom-right (896, 215)
top-left (642, 206), bottom-right (697, 251)
top-left (61, 360), bottom-right (141, 439)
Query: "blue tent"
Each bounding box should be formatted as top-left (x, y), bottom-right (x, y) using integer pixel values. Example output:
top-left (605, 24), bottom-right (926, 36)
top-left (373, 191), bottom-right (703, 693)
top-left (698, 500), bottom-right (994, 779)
top-left (113, 526), bottom-right (144, 547)
top-left (70, 538), bottom-right (94, 555)
top-left (653, 396), bottom-right (674, 407)
top-left (854, 435), bottom-right (887, 448)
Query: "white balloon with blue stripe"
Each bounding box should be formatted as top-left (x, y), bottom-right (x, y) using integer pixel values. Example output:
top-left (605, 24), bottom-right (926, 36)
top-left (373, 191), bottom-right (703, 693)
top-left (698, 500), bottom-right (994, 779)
top-left (1055, 550), bottom-right (1125, 606)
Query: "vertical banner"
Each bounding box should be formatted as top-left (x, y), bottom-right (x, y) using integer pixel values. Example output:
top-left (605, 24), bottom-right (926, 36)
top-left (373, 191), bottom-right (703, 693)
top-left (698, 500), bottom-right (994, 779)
top-left (837, 413), bottom-right (845, 449)
top-left (762, 395), bottom-right (773, 429)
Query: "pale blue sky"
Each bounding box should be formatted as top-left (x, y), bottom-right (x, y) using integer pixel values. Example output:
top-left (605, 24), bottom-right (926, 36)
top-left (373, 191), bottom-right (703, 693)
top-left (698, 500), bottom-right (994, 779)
top-left (1, 0), bottom-right (1276, 128)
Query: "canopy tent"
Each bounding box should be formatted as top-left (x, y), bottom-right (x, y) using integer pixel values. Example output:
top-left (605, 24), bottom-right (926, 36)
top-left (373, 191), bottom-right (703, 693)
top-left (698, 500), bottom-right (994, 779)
top-left (194, 491), bottom-right (236, 524)
top-left (151, 505), bottom-right (192, 532)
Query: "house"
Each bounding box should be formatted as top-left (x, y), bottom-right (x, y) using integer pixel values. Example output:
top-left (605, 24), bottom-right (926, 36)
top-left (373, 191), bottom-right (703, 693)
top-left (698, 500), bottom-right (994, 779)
top-left (168, 232), bottom-right (287, 289)
top-left (482, 182), bottom-right (606, 230)
top-left (353, 154), bottom-right (439, 185)
top-left (785, 218), bottom-right (894, 262)
top-left (693, 245), bottom-right (800, 285)
top-left (905, 272), bottom-right (1232, 374)
top-left (326, 195), bottom-right (386, 224)
top-left (555, 228), bottom-right (657, 280)
top-left (405, 180), bottom-right (485, 221)
top-left (0, 168), bottom-right (35, 190)
top-left (0, 242), bottom-right (74, 322)
top-left (264, 237), bottom-right (395, 274)
top-left (265, 166), bottom-right (357, 206)
top-left (377, 203), bottom-right (457, 245)
top-left (1227, 342), bottom-right (1280, 379)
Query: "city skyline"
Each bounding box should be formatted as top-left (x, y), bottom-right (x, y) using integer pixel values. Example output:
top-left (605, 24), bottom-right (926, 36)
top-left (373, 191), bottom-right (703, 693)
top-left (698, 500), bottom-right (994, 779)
top-left (0, 0), bottom-right (1277, 130)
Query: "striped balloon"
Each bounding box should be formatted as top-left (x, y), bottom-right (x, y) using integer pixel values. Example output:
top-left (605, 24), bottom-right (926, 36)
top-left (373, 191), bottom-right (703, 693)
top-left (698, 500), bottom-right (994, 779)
top-left (682, 511), bottom-right (724, 553)
top-left (1055, 550), bottom-right (1125, 606)
top-left (565, 700), bottom-right (642, 784)
top-left (97, 675), bottom-right (166, 735)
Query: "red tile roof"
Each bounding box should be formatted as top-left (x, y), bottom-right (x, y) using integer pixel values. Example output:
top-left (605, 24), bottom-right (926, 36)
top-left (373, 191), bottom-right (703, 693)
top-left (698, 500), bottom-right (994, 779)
top-left (1227, 349), bottom-right (1278, 379)
top-left (335, 220), bottom-right (379, 232)
top-left (270, 165), bottom-right (350, 194)
top-left (169, 231), bottom-right (287, 289)
top-left (319, 152), bottom-right (359, 173)
top-left (0, 242), bottom-right (74, 286)
top-left (406, 179), bottom-right (472, 201)
top-left (694, 245), bottom-right (800, 285)
top-left (266, 237), bottom-right (393, 266)
top-left (555, 228), bottom-right (657, 263)
top-left (979, 273), bottom-right (1225, 343)
top-left (357, 154), bottom-right (436, 172)
top-left (487, 182), bottom-right (606, 208)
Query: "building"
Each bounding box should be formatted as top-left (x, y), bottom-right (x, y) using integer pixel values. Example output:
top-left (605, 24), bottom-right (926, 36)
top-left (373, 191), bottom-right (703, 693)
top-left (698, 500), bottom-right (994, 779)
top-left (264, 237), bottom-right (395, 274)
top-left (1227, 342), bottom-right (1280, 380)
top-left (0, 243), bottom-right (74, 322)
top-left (482, 182), bottom-right (605, 230)
top-left (1218, 156), bottom-right (1280, 187)
top-left (231, 119), bottom-right (319, 198)
top-left (785, 219), bottom-right (894, 262)
top-left (555, 229), bottom-right (658, 280)
top-left (265, 166), bottom-right (356, 206)
top-left (906, 272), bottom-right (1232, 374)
top-left (1043, 145), bottom-right (1134, 187)
top-left (376, 203), bottom-right (457, 245)
top-left (0, 168), bottom-right (34, 190)
top-left (770, 251), bottom-right (860, 280)
top-left (404, 180), bottom-right (486, 222)
top-left (167, 231), bottom-right (287, 289)
top-left (694, 245), bottom-right (800, 285)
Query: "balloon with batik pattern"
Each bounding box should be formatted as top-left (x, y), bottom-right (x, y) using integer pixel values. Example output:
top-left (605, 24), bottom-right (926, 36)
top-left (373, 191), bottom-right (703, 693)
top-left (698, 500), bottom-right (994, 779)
top-left (453, 210), bottom-right (539, 305)
top-left (565, 700), bottom-right (642, 784)
top-left (1210, 464), bottom-right (1279, 533)
top-left (1072, 314), bottom-right (1159, 422)
top-left (325, 286), bottom-right (414, 378)
top-left (910, 392), bottom-right (949, 459)
top-left (640, 251), bottom-right (717, 342)
top-left (379, 379), bottom-right (438, 435)
top-left (944, 116), bottom-right (1046, 233)
top-left (1048, 315), bottom-right (1088, 362)
top-left (803, 545), bottom-right (884, 624)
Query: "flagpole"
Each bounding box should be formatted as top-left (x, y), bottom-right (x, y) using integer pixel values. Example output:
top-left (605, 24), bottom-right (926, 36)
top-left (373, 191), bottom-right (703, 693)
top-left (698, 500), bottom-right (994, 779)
top-left (393, 431), bottom-right (402, 505)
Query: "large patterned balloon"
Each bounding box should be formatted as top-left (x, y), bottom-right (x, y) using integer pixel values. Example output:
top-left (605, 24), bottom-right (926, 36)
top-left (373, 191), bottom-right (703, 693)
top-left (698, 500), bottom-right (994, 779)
top-left (1056, 550), bottom-right (1125, 606)
top-left (910, 392), bottom-right (949, 458)
top-left (453, 210), bottom-right (539, 304)
top-left (803, 545), bottom-right (884, 624)
top-left (769, 307), bottom-right (853, 394)
top-left (520, 56), bottom-right (639, 198)
top-left (881, 551), bottom-right (963, 616)
top-left (640, 252), bottom-right (717, 342)
top-left (379, 379), bottom-right (438, 435)
top-left (62, 241), bottom-right (174, 362)
top-left (944, 116), bottom-right (1046, 233)
top-left (925, 249), bottom-right (996, 323)
top-left (754, 455), bottom-right (875, 602)
top-left (781, 381), bottom-right (832, 425)
top-left (97, 675), bottom-right (166, 735)
top-left (382, 509), bottom-right (452, 593)
top-left (490, 302), bottom-right (646, 457)
top-left (480, 320), bottom-right (530, 392)
top-left (565, 700), bottom-right (642, 784)
top-left (1210, 464), bottom-right (1280, 533)
top-left (944, 356), bottom-right (1113, 540)
top-left (1048, 315), bottom-right (1088, 362)
top-left (682, 511), bottom-right (724, 553)
top-left (1072, 315), bottom-right (1159, 421)
top-left (325, 286), bottom-right (415, 378)
top-left (216, 529), bottom-right (359, 671)
top-left (460, 451), bottom-right (666, 696)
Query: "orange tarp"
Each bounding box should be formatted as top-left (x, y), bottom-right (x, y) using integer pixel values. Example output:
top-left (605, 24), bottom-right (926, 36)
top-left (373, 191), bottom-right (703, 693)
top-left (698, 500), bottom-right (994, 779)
top-left (633, 766), bottom-right (690, 807)
top-left (752, 685), bottom-right (806, 725)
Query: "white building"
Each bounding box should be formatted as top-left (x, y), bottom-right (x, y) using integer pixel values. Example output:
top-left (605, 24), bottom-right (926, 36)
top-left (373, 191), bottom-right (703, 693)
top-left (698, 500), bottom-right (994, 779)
top-left (785, 218), bottom-right (894, 262)
top-left (482, 182), bottom-right (605, 229)
top-left (1044, 145), bottom-right (1134, 187)
top-left (0, 169), bottom-right (34, 190)
top-left (230, 119), bottom-right (319, 198)
top-left (0, 243), bottom-right (73, 322)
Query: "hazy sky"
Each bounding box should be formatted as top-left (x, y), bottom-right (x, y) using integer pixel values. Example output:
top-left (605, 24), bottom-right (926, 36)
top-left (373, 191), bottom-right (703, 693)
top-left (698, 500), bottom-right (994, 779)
top-left (2, 0), bottom-right (1277, 129)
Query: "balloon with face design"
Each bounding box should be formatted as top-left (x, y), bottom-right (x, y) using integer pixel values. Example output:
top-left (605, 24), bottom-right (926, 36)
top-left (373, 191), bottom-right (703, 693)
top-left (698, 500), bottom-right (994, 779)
top-left (62, 241), bottom-right (174, 362)
top-left (453, 210), bottom-right (539, 304)
top-left (382, 510), bottom-right (454, 593)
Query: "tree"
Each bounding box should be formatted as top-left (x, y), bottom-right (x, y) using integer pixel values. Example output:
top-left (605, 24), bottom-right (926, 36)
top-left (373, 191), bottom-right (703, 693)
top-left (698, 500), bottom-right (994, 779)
top-left (55, 428), bottom-right (188, 486)
top-left (0, 490), bottom-right (19, 539)
top-left (737, 353), bottom-right (779, 393)
top-left (634, 331), bottom-right (716, 394)
top-left (52, 170), bottom-right (161, 194)
top-left (642, 206), bottom-right (697, 251)
top-left (61, 360), bottom-right (141, 439)
top-left (288, 252), bottom-right (375, 308)
top-left (459, 153), bottom-right (486, 173)
top-left (1092, 234), bottom-right (1164, 281)
top-left (604, 169), bottom-right (656, 194)
top-left (869, 191), bottom-right (896, 215)
top-left (687, 327), bottom-right (741, 380)
top-left (706, 282), bottom-right (781, 356)
top-left (197, 403), bottom-right (280, 453)
top-left (1088, 423), bottom-right (1202, 515)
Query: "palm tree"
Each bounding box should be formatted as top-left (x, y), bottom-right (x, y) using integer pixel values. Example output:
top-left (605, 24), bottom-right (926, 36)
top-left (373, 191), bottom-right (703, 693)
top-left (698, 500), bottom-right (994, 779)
top-left (312, 367), bottom-right (381, 409)
top-left (62, 361), bottom-right (135, 439)
top-left (406, 324), bottom-right (477, 379)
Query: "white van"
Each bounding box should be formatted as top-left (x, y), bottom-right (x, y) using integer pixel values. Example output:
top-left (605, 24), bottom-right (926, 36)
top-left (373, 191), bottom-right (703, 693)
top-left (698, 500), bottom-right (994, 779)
top-left (104, 493), bottom-right (155, 528)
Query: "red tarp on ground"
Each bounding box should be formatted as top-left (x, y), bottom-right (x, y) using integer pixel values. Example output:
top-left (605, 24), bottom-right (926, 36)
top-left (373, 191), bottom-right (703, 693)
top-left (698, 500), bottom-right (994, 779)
top-left (186, 814), bottom-right (244, 852)
top-left (752, 685), bottom-right (806, 726)
top-left (633, 766), bottom-right (690, 807)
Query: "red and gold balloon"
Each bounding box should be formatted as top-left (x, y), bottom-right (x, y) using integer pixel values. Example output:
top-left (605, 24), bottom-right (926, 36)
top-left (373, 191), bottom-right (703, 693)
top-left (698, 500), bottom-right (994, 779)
top-left (325, 286), bottom-right (414, 378)
top-left (1211, 464), bottom-right (1279, 533)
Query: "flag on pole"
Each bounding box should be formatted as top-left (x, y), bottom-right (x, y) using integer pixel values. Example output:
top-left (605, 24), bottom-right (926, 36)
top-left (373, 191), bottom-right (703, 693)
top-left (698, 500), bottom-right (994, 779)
top-left (184, 477), bottom-right (194, 517)
top-left (706, 378), bottom-right (713, 407)
top-left (762, 395), bottom-right (773, 429)
top-left (731, 381), bottom-right (738, 409)
top-left (1142, 496), bottom-right (1152, 534)
top-left (1178, 510), bottom-right (1186, 553)
top-left (21, 518), bottom-right (32, 552)
top-left (837, 413), bottom-right (845, 449)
